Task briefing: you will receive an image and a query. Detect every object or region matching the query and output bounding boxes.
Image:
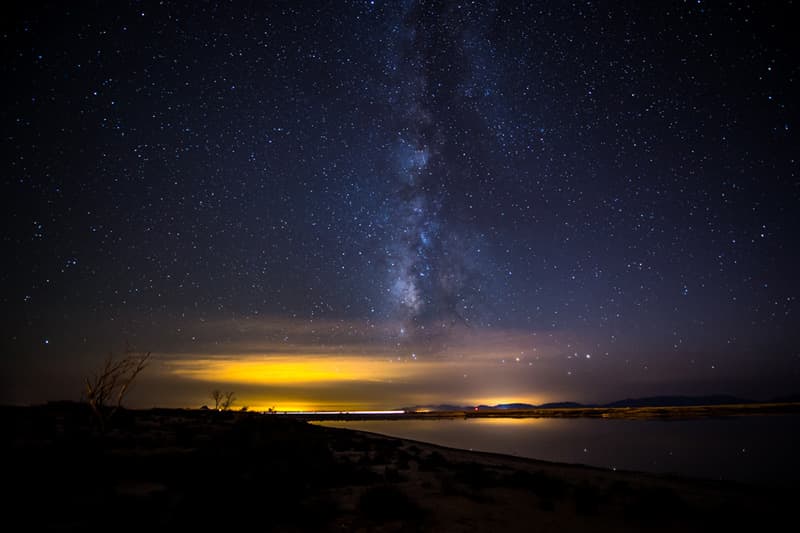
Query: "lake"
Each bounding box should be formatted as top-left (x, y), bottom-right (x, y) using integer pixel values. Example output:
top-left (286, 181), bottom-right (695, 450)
top-left (316, 415), bottom-right (800, 486)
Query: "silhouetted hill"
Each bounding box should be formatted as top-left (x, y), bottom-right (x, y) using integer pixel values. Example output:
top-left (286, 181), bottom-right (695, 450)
top-left (397, 394), bottom-right (787, 412)
top-left (603, 395), bottom-right (754, 408)
top-left (538, 402), bottom-right (588, 409)
top-left (770, 394), bottom-right (800, 404)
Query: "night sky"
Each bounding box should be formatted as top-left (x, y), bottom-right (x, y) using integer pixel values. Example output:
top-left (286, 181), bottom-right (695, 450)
top-left (2, 1), bottom-right (798, 410)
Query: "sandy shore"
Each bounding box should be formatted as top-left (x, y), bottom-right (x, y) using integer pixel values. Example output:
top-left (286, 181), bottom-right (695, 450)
top-left (320, 425), bottom-right (793, 532)
top-left (3, 403), bottom-right (794, 531)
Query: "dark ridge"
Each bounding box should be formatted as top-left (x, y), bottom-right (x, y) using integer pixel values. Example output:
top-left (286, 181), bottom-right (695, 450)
top-left (396, 395), bottom-right (783, 412)
top-left (537, 402), bottom-right (588, 409)
top-left (603, 395), bottom-right (755, 408)
top-left (493, 403), bottom-right (537, 409)
top-left (770, 394), bottom-right (800, 404)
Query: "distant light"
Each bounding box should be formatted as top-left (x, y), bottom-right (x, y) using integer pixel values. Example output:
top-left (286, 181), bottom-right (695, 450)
top-left (44, 339), bottom-right (49, 345)
top-left (276, 410), bottom-right (405, 415)
top-left (348, 410), bottom-right (405, 415)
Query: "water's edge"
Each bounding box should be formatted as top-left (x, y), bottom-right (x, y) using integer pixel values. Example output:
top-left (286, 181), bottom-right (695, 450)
top-left (316, 416), bottom-right (800, 486)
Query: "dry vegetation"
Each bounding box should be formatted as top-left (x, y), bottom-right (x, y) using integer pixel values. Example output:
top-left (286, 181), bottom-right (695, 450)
top-left (84, 350), bottom-right (151, 430)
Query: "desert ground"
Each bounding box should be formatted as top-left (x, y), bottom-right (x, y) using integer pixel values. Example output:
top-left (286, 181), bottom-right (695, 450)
top-left (4, 403), bottom-right (796, 532)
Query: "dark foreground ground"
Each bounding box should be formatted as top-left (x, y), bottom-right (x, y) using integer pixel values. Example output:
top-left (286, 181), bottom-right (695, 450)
top-left (4, 403), bottom-right (796, 532)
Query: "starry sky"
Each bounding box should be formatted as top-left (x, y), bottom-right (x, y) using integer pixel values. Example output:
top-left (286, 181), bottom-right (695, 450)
top-left (2, 1), bottom-right (798, 410)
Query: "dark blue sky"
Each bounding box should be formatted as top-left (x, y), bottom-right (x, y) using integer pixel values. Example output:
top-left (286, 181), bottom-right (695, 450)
top-left (2, 1), bottom-right (798, 408)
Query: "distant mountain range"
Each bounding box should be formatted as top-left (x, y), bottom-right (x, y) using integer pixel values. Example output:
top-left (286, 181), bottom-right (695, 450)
top-left (398, 394), bottom-right (799, 412)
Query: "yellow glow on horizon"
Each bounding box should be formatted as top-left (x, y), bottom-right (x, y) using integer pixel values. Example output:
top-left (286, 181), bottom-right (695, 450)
top-left (159, 349), bottom-right (557, 412)
top-left (246, 403), bottom-right (321, 413)
top-left (471, 397), bottom-right (546, 407)
top-left (469, 416), bottom-right (554, 426)
top-left (166, 355), bottom-right (435, 385)
top-left (239, 399), bottom-right (377, 412)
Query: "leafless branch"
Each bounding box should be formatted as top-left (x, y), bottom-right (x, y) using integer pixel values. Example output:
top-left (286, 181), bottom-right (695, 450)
top-left (221, 391), bottom-right (236, 410)
top-left (210, 389), bottom-right (236, 411)
top-left (211, 389), bottom-right (223, 410)
top-left (85, 349), bottom-right (151, 430)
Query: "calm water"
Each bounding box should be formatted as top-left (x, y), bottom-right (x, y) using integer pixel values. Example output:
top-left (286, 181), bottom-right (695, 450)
top-left (317, 416), bottom-right (800, 486)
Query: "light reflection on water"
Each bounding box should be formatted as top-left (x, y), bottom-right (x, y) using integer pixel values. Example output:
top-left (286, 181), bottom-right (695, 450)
top-left (316, 415), bottom-right (800, 486)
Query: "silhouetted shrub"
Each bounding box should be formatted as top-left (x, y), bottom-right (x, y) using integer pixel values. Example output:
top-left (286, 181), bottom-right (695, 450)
top-left (539, 497), bottom-right (556, 511)
top-left (384, 466), bottom-right (403, 482)
top-left (358, 485), bottom-right (422, 522)
top-left (609, 480), bottom-right (632, 496)
top-left (328, 462), bottom-right (381, 486)
top-left (350, 437), bottom-right (370, 451)
top-left (396, 450), bottom-right (411, 470)
top-left (505, 469), bottom-right (566, 501)
top-left (358, 451), bottom-right (372, 465)
top-left (574, 484), bottom-right (600, 515)
top-left (373, 448), bottom-right (392, 465)
top-left (297, 493), bottom-right (339, 527)
top-left (419, 450), bottom-right (447, 471)
top-left (625, 486), bottom-right (687, 522)
top-left (454, 461), bottom-right (498, 489)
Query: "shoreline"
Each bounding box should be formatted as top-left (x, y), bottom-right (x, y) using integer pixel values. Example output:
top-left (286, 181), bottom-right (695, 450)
top-left (318, 421), bottom-right (795, 489)
top-left (288, 401), bottom-right (800, 420)
top-left (314, 422), bottom-right (794, 531)
top-left (5, 403), bottom-right (797, 531)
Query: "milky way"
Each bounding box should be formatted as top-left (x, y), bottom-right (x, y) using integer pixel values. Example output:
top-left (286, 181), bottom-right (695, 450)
top-left (1, 1), bottom-right (798, 407)
top-left (382, 3), bottom-right (496, 337)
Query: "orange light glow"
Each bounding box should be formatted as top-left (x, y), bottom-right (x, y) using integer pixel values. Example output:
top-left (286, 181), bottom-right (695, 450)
top-left (471, 397), bottom-right (546, 407)
top-left (165, 355), bottom-right (437, 385)
top-left (468, 417), bottom-right (553, 426)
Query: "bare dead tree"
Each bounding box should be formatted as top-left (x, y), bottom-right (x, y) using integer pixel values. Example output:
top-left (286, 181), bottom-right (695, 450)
top-left (211, 389), bottom-right (236, 410)
top-left (221, 391), bottom-right (236, 410)
top-left (211, 389), bottom-right (224, 410)
top-left (85, 349), bottom-right (151, 430)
